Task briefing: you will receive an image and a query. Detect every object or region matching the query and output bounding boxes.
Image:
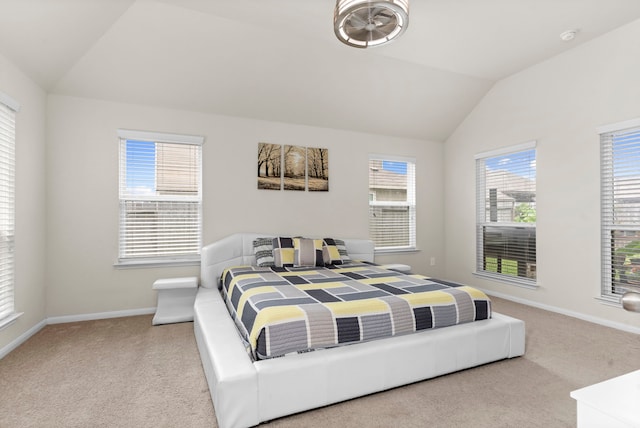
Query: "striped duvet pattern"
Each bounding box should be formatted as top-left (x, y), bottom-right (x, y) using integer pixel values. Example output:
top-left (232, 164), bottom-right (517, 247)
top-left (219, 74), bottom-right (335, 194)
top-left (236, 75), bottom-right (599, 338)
top-left (220, 262), bottom-right (491, 360)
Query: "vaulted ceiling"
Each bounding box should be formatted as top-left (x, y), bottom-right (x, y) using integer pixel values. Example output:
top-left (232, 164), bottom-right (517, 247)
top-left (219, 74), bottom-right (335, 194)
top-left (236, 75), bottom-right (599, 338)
top-left (1, 0), bottom-right (640, 140)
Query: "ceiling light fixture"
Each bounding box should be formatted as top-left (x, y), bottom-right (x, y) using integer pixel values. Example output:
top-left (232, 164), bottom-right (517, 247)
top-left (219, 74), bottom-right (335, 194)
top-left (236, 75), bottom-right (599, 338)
top-left (334, 0), bottom-right (409, 48)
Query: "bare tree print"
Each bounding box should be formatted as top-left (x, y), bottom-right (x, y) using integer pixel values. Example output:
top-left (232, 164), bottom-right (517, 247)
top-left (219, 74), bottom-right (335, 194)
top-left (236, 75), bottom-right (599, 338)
top-left (257, 143), bottom-right (281, 190)
top-left (307, 147), bottom-right (329, 191)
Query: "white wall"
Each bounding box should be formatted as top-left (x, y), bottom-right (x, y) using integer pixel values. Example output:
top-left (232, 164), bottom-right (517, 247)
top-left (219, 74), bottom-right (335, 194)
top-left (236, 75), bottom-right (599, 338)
top-left (45, 95), bottom-right (444, 317)
top-left (5, 15), bottom-right (640, 352)
top-left (0, 53), bottom-right (47, 351)
top-left (444, 19), bottom-right (640, 330)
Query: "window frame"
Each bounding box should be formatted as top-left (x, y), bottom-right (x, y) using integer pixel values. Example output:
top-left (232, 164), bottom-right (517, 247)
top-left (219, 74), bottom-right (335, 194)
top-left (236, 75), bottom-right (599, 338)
top-left (116, 129), bottom-right (204, 267)
top-left (474, 141), bottom-right (537, 287)
top-left (0, 91), bottom-right (20, 330)
top-left (598, 118), bottom-right (640, 302)
top-left (368, 154), bottom-right (416, 253)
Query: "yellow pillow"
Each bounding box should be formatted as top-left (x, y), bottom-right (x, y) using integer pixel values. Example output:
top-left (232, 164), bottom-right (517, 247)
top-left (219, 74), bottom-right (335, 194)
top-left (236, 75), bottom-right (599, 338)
top-left (322, 238), bottom-right (344, 265)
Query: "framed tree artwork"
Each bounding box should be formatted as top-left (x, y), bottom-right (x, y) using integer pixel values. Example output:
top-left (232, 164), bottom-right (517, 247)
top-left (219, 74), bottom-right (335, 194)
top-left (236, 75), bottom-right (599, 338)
top-left (257, 143), bottom-right (329, 192)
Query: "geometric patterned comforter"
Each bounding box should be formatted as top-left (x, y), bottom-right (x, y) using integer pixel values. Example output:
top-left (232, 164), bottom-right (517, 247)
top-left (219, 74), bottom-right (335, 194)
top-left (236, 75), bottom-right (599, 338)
top-left (220, 262), bottom-right (492, 360)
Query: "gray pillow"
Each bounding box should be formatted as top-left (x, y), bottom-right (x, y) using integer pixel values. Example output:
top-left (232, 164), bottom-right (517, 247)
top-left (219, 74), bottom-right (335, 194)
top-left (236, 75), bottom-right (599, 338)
top-left (253, 237), bottom-right (275, 267)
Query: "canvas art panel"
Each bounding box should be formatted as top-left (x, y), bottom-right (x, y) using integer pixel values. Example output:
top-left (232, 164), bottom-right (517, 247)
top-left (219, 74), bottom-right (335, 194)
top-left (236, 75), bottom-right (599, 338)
top-left (257, 143), bottom-right (282, 190)
top-left (307, 147), bottom-right (329, 191)
top-left (283, 145), bottom-right (306, 191)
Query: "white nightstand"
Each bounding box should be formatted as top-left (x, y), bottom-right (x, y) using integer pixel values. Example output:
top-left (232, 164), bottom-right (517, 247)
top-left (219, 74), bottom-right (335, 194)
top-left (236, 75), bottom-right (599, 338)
top-left (152, 276), bottom-right (198, 325)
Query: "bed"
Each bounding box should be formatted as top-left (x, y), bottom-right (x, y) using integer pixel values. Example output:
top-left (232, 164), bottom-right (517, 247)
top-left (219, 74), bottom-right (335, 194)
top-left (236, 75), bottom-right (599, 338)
top-left (195, 233), bottom-right (526, 428)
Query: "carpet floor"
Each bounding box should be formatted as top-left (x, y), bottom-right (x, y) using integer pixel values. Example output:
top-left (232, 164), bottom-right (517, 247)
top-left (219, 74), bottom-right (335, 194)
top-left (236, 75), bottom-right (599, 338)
top-left (1, 297), bottom-right (639, 427)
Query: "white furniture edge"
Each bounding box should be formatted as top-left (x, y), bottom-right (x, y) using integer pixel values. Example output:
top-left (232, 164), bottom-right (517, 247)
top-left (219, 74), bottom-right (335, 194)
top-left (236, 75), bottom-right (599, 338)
top-left (152, 276), bottom-right (198, 290)
top-left (196, 233), bottom-right (526, 428)
top-left (570, 369), bottom-right (640, 428)
top-left (152, 276), bottom-right (199, 325)
top-left (379, 263), bottom-right (412, 272)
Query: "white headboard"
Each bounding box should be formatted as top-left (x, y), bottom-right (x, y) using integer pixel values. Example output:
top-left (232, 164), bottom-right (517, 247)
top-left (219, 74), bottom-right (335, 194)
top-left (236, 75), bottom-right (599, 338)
top-left (200, 233), bottom-right (375, 289)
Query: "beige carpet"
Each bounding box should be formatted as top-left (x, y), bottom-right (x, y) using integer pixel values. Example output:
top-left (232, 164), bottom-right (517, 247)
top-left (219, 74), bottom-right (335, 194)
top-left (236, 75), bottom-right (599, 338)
top-left (1, 297), bottom-right (639, 428)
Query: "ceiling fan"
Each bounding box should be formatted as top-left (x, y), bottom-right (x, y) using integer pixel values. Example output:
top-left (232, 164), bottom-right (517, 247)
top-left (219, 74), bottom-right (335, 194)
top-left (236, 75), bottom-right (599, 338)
top-left (334, 0), bottom-right (409, 48)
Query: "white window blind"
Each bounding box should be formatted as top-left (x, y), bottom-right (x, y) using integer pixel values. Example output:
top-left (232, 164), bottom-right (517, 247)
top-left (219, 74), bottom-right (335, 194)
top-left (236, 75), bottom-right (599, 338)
top-left (368, 156), bottom-right (416, 251)
top-left (475, 143), bottom-right (537, 284)
top-left (600, 122), bottom-right (640, 298)
top-left (118, 130), bottom-right (203, 264)
top-left (0, 100), bottom-right (16, 322)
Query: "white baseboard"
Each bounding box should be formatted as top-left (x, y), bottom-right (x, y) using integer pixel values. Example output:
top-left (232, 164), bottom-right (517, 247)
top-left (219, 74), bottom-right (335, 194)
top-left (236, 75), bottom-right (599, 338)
top-left (0, 318), bottom-right (47, 360)
top-left (0, 307), bottom-right (156, 359)
top-left (47, 307), bottom-right (156, 324)
top-left (483, 289), bottom-right (640, 335)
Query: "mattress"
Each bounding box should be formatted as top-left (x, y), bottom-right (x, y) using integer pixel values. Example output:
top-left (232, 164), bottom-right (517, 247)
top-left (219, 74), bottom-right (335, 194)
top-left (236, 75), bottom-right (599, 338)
top-left (220, 262), bottom-right (492, 360)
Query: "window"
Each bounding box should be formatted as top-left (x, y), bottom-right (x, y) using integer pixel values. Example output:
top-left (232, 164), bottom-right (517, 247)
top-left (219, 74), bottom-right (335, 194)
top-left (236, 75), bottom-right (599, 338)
top-left (118, 129), bottom-right (203, 265)
top-left (475, 142), bottom-right (537, 285)
top-left (599, 119), bottom-right (640, 299)
top-left (368, 155), bottom-right (416, 251)
top-left (0, 92), bottom-right (18, 327)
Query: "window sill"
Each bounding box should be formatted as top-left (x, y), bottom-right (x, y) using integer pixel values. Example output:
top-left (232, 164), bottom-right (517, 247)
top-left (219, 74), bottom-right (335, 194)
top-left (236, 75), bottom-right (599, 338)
top-left (114, 259), bottom-right (200, 269)
top-left (594, 296), bottom-right (622, 308)
top-left (375, 247), bottom-right (420, 255)
top-left (0, 312), bottom-right (23, 332)
top-left (473, 271), bottom-right (538, 289)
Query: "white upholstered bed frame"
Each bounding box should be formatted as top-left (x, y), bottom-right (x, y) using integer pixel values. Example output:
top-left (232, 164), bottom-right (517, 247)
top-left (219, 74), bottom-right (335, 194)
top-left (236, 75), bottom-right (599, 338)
top-left (195, 233), bottom-right (526, 428)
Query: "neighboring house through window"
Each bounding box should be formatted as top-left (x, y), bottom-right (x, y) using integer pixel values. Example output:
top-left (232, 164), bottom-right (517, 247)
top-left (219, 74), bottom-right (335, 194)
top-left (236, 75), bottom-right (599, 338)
top-left (118, 129), bottom-right (203, 265)
top-left (599, 119), bottom-right (640, 300)
top-left (368, 155), bottom-right (416, 251)
top-left (0, 92), bottom-right (19, 328)
top-left (475, 142), bottom-right (537, 285)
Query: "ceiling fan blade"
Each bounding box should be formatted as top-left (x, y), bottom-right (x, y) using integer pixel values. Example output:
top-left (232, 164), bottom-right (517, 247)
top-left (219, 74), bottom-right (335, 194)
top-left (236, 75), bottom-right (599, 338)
top-left (346, 12), bottom-right (368, 30)
top-left (349, 26), bottom-right (392, 43)
top-left (373, 9), bottom-right (396, 25)
top-left (347, 28), bottom-right (372, 41)
top-left (368, 6), bottom-right (386, 19)
top-left (367, 27), bottom-right (389, 40)
top-left (376, 20), bottom-right (399, 34)
top-left (344, 21), bottom-right (366, 34)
